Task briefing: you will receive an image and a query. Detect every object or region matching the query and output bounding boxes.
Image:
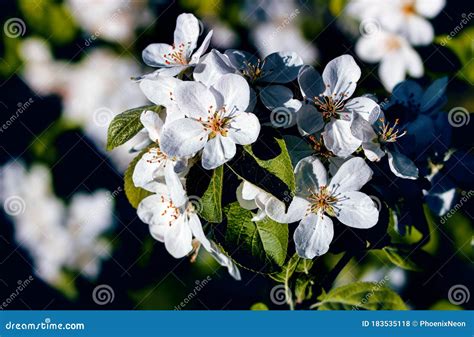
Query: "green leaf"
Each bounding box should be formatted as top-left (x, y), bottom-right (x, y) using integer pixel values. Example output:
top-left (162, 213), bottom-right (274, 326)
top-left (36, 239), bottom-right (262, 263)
top-left (270, 253), bottom-right (313, 283)
top-left (199, 165), bottom-right (224, 223)
top-left (224, 202), bottom-right (288, 273)
top-left (381, 247), bottom-right (423, 271)
top-left (295, 275), bottom-right (314, 304)
top-left (244, 137), bottom-right (295, 191)
top-left (250, 302), bottom-right (269, 310)
top-left (314, 282), bottom-right (407, 310)
top-left (124, 147), bottom-right (153, 209)
top-left (106, 105), bottom-right (160, 151)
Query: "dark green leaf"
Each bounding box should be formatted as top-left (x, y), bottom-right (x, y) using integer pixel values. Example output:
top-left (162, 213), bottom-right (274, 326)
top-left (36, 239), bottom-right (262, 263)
top-left (314, 282), bottom-right (407, 310)
top-left (106, 105), bottom-right (160, 151)
top-left (124, 147), bottom-right (153, 209)
top-left (199, 165), bottom-right (224, 223)
top-left (224, 202), bottom-right (288, 273)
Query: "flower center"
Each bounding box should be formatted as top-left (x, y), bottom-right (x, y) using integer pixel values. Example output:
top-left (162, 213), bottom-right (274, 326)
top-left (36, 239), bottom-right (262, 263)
top-left (385, 36), bottom-right (402, 51)
top-left (242, 60), bottom-right (265, 82)
top-left (307, 186), bottom-right (339, 216)
top-left (314, 94), bottom-right (348, 120)
top-left (163, 42), bottom-right (190, 65)
top-left (308, 135), bottom-right (334, 158)
top-left (146, 147), bottom-right (168, 164)
top-left (402, 1), bottom-right (416, 15)
top-left (377, 118), bottom-right (407, 143)
top-left (198, 106), bottom-right (234, 138)
top-left (159, 195), bottom-right (181, 226)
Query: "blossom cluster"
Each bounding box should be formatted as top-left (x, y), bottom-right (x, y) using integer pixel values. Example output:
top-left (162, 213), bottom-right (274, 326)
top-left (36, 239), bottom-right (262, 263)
top-left (347, 0), bottom-right (445, 91)
top-left (109, 12), bottom-right (454, 278)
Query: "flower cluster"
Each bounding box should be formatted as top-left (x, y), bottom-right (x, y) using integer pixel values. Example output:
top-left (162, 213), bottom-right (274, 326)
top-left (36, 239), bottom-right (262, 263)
top-left (347, 0), bottom-right (445, 91)
top-left (107, 12), bottom-right (455, 279)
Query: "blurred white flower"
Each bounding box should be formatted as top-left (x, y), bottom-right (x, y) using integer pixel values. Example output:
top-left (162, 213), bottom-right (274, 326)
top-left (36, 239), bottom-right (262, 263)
top-left (0, 162), bottom-right (114, 285)
top-left (19, 39), bottom-right (148, 170)
top-left (66, 0), bottom-right (152, 43)
top-left (348, 0), bottom-right (445, 45)
top-left (355, 31), bottom-right (423, 91)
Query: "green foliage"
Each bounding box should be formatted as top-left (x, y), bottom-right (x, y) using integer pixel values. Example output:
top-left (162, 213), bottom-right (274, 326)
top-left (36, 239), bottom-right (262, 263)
top-left (314, 282), bottom-right (408, 310)
top-left (199, 166), bottom-right (224, 223)
top-left (295, 275), bottom-right (315, 303)
top-left (19, 0), bottom-right (77, 44)
top-left (380, 247), bottom-right (423, 271)
top-left (124, 147), bottom-right (153, 209)
top-left (223, 202), bottom-right (288, 273)
top-left (270, 253), bottom-right (313, 283)
top-left (250, 302), bottom-right (269, 310)
top-left (106, 105), bottom-right (161, 151)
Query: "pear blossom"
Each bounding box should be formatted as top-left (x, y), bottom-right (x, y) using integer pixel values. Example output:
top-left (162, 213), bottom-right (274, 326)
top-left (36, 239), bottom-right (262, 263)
top-left (142, 13), bottom-right (213, 77)
top-left (236, 181), bottom-right (273, 221)
top-left (132, 110), bottom-right (189, 207)
top-left (137, 183), bottom-right (240, 280)
top-left (160, 73), bottom-right (260, 170)
top-left (355, 31), bottom-right (423, 91)
top-left (347, 0), bottom-right (445, 45)
top-left (266, 157), bottom-right (379, 258)
top-left (296, 55), bottom-right (381, 157)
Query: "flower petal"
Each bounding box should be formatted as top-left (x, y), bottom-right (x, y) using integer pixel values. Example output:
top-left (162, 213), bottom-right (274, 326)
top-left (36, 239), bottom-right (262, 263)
top-left (139, 76), bottom-right (182, 111)
top-left (193, 49), bottom-right (235, 86)
top-left (174, 81), bottom-right (217, 119)
top-left (294, 156), bottom-right (328, 196)
top-left (260, 51), bottom-right (303, 83)
top-left (164, 215), bottom-right (193, 258)
top-left (174, 13), bottom-right (200, 57)
top-left (202, 134), bottom-right (236, 169)
top-left (164, 163), bottom-right (187, 208)
top-left (190, 30), bottom-right (213, 64)
top-left (296, 104), bottom-right (324, 136)
top-left (387, 150), bottom-right (418, 180)
top-left (405, 16), bottom-right (434, 45)
top-left (334, 191), bottom-right (379, 228)
top-left (212, 73), bottom-right (250, 112)
top-left (236, 182), bottom-right (258, 210)
top-left (132, 149), bottom-right (164, 191)
top-left (188, 213), bottom-right (211, 251)
top-left (298, 65), bottom-right (325, 100)
top-left (227, 112), bottom-right (260, 145)
top-left (140, 110), bottom-right (164, 143)
top-left (294, 212), bottom-right (334, 258)
top-left (330, 157), bottom-right (373, 193)
top-left (224, 49), bottom-right (256, 70)
top-left (323, 119), bottom-right (362, 158)
top-left (160, 118), bottom-right (208, 157)
top-left (142, 43), bottom-right (173, 67)
top-left (345, 96), bottom-right (380, 124)
top-left (322, 55), bottom-right (361, 99)
top-left (265, 196), bottom-right (309, 224)
top-left (207, 241), bottom-right (241, 280)
top-left (415, 0), bottom-right (445, 18)
top-left (137, 193), bottom-right (172, 242)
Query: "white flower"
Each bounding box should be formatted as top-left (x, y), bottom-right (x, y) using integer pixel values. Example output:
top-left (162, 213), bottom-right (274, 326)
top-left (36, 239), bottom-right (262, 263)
top-left (355, 31), bottom-right (423, 91)
top-left (142, 13), bottom-right (213, 77)
top-left (297, 55), bottom-right (380, 157)
top-left (348, 0), bottom-right (445, 46)
top-left (132, 110), bottom-right (189, 207)
top-left (266, 157), bottom-right (379, 259)
top-left (236, 181), bottom-right (273, 221)
top-left (160, 74), bottom-right (261, 170)
top-left (137, 183), bottom-right (240, 280)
